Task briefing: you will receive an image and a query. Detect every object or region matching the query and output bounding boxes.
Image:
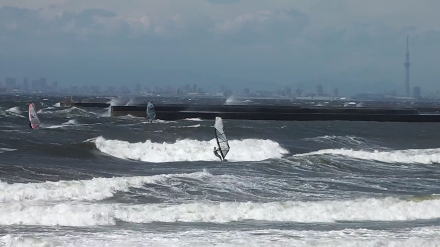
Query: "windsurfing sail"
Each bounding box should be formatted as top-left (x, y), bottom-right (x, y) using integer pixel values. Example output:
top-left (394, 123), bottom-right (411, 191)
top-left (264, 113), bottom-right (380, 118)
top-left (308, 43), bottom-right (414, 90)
top-left (214, 117), bottom-right (230, 160)
top-left (146, 102), bottom-right (156, 121)
top-left (28, 103), bottom-right (40, 129)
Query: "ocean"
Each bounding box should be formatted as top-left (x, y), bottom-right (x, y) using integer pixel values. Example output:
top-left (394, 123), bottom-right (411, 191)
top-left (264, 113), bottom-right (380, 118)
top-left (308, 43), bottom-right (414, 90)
top-left (1, 95), bottom-right (440, 246)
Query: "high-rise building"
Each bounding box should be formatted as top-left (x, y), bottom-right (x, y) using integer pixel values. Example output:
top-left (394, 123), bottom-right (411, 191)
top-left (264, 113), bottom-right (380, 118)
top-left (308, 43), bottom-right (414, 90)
top-left (22, 78), bottom-right (29, 92)
top-left (316, 84), bottom-right (324, 96)
top-left (5, 77), bottom-right (17, 90)
top-left (333, 88), bottom-right (339, 97)
top-left (413, 86), bottom-right (421, 99)
top-left (404, 36), bottom-right (411, 97)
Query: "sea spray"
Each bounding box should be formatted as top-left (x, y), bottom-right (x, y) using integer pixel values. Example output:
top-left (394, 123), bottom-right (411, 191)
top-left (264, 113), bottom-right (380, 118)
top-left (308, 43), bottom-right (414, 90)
top-left (94, 136), bottom-right (288, 162)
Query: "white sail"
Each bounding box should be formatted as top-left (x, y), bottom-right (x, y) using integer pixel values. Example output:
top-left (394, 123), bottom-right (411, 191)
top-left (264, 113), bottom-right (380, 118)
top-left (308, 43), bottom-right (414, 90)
top-left (214, 117), bottom-right (230, 160)
top-left (28, 103), bottom-right (40, 129)
top-left (146, 102), bottom-right (156, 121)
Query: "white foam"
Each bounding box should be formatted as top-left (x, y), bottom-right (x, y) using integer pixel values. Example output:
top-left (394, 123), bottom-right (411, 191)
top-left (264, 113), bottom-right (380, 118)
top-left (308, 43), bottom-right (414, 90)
top-left (2, 197), bottom-right (440, 226)
top-left (184, 118), bottom-right (203, 121)
top-left (304, 135), bottom-right (365, 145)
top-left (94, 136), bottom-right (288, 162)
top-left (0, 202), bottom-right (115, 226)
top-left (0, 148), bottom-right (17, 154)
top-left (171, 124), bottom-right (201, 128)
top-left (5, 106), bottom-right (24, 118)
top-left (44, 119), bottom-right (79, 129)
top-left (0, 171), bottom-right (209, 202)
top-left (6, 106), bottom-right (22, 115)
top-left (113, 197), bottom-right (440, 224)
top-left (38, 107), bottom-right (95, 117)
top-left (298, 148), bottom-right (440, 164)
top-left (4, 228), bottom-right (440, 247)
top-left (225, 96), bottom-right (250, 105)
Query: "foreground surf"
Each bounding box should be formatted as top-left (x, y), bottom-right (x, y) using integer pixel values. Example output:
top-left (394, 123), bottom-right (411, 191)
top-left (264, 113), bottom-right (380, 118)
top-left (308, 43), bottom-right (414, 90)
top-left (2, 196), bottom-right (440, 226)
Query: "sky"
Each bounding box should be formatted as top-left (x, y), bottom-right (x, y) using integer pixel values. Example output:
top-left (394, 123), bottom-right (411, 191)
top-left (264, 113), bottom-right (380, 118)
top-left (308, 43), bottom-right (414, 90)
top-left (0, 0), bottom-right (439, 95)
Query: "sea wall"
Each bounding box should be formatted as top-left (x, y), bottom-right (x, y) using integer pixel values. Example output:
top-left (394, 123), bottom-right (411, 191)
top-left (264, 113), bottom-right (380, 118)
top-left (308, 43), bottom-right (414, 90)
top-left (110, 104), bottom-right (440, 122)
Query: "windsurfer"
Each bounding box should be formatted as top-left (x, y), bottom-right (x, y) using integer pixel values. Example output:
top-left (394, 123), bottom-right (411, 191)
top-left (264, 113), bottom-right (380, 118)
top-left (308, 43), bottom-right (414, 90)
top-left (213, 147), bottom-right (222, 161)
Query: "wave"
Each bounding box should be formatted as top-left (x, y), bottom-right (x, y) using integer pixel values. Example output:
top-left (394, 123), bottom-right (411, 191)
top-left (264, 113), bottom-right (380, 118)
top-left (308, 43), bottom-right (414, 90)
top-left (0, 148), bottom-right (17, 154)
top-left (94, 136), bottom-right (288, 162)
top-left (304, 135), bottom-right (366, 146)
top-left (3, 227), bottom-right (440, 247)
top-left (297, 148), bottom-right (440, 164)
top-left (184, 118), bottom-right (203, 121)
top-left (108, 97), bottom-right (146, 106)
top-left (3, 229), bottom-right (440, 247)
top-left (43, 119), bottom-right (78, 129)
top-left (38, 106), bottom-right (96, 117)
top-left (6, 106), bottom-right (22, 115)
top-left (0, 171), bottom-right (209, 202)
top-left (171, 124), bottom-right (201, 128)
top-left (4, 106), bottom-right (25, 118)
top-left (2, 197), bottom-right (440, 226)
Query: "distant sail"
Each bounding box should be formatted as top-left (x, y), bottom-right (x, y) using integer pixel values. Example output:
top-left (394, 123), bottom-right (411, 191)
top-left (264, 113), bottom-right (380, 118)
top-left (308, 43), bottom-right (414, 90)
top-left (146, 102), bottom-right (156, 121)
top-left (214, 117), bottom-right (230, 160)
top-left (28, 103), bottom-right (40, 129)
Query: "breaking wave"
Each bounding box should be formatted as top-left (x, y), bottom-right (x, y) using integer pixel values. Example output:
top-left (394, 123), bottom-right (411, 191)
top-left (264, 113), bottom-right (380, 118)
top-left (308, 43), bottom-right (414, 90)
top-left (304, 135), bottom-right (366, 146)
top-left (0, 148), bottom-right (17, 154)
top-left (2, 197), bottom-right (440, 226)
top-left (0, 171), bottom-right (210, 202)
top-left (3, 228), bottom-right (440, 247)
top-left (298, 148), bottom-right (440, 164)
top-left (171, 124), bottom-right (201, 128)
top-left (6, 106), bottom-right (22, 115)
top-left (38, 106), bottom-right (96, 117)
top-left (94, 136), bottom-right (288, 162)
top-left (43, 119), bottom-right (78, 129)
top-left (184, 118), bottom-right (203, 121)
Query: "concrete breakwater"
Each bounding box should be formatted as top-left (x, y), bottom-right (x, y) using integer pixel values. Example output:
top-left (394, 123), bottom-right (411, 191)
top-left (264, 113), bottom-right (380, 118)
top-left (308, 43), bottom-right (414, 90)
top-left (110, 104), bottom-right (440, 122)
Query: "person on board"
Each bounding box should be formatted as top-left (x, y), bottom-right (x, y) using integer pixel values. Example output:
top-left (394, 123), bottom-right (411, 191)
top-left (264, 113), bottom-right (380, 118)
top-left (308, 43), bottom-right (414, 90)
top-left (213, 147), bottom-right (223, 161)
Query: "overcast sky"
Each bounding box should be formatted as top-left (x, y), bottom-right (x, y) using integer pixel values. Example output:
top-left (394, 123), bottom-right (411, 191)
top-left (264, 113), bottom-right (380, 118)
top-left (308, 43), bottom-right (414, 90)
top-left (1, 0), bottom-right (439, 94)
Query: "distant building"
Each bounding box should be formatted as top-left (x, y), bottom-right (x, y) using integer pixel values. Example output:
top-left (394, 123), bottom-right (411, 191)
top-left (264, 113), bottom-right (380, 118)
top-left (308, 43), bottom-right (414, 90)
top-left (135, 83), bottom-right (141, 94)
top-left (333, 88), bottom-right (339, 97)
top-left (316, 84), bottom-right (324, 96)
top-left (22, 78), bottom-right (29, 92)
top-left (412, 86), bottom-right (421, 99)
top-left (242, 88), bottom-right (250, 96)
top-left (404, 36), bottom-right (411, 97)
top-left (5, 77), bottom-right (17, 90)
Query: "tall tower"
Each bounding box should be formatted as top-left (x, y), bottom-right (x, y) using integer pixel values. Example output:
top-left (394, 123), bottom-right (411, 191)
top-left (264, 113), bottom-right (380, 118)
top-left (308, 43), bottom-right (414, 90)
top-left (404, 36), bottom-right (411, 97)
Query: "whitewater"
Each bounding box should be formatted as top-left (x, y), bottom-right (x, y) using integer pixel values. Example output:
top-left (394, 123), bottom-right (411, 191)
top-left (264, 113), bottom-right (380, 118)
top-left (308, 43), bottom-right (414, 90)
top-left (1, 197), bottom-right (440, 226)
top-left (94, 136), bottom-right (288, 162)
top-left (2, 96), bottom-right (440, 246)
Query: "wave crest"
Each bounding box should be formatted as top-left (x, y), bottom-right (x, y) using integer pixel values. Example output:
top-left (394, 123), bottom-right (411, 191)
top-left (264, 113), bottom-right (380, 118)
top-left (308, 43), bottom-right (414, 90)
top-left (297, 148), bottom-right (440, 164)
top-left (1, 197), bottom-right (440, 226)
top-left (0, 171), bottom-right (210, 202)
top-left (94, 136), bottom-right (288, 162)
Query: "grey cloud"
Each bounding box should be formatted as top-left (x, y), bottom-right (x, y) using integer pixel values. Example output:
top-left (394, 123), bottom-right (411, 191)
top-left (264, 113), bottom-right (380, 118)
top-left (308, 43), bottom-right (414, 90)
top-left (213, 9), bottom-right (309, 45)
top-left (207, 0), bottom-right (240, 4)
top-left (1, 2), bottom-right (440, 94)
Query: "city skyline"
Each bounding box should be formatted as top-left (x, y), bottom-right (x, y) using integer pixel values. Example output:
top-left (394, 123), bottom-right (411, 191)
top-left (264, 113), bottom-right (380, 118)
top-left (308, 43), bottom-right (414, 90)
top-left (0, 0), bottom-right (439, 95)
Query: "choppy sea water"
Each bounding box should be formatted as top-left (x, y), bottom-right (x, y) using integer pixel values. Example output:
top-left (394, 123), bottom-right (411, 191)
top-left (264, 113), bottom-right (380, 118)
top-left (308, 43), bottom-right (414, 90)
top-left (1, 96), bottom-right (440, 246)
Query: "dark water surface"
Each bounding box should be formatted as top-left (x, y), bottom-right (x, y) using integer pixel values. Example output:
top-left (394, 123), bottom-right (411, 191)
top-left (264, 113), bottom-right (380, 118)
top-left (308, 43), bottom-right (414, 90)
top-left (1, 96), bottom-right (440, 246)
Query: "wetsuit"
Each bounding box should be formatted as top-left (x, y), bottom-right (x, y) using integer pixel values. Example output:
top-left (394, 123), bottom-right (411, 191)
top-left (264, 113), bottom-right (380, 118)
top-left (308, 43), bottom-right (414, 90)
top-left (213, 147), bottom-right (223, 161)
